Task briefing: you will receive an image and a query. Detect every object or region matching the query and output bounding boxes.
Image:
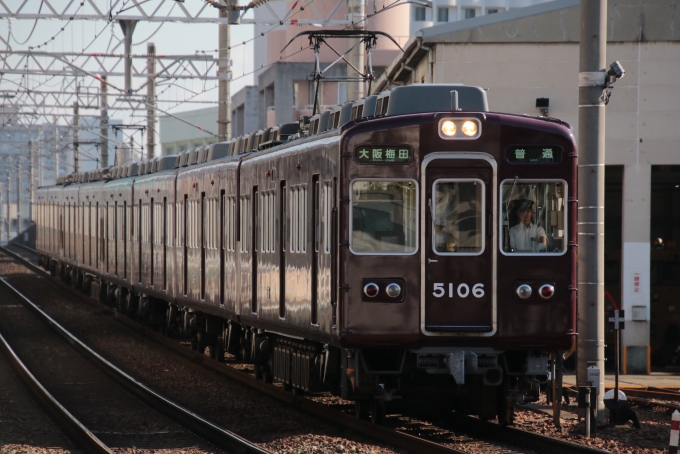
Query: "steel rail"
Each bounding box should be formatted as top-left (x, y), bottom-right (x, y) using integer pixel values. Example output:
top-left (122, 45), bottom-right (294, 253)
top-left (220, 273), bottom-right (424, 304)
top-left (2, 245), bottom-right (613, 454)
top-left (563, 386), bottom-right (680, 412)
top-left (0, 268), bottom-right (271, 454)
top-left (0, 331), bottom-right (113, 454)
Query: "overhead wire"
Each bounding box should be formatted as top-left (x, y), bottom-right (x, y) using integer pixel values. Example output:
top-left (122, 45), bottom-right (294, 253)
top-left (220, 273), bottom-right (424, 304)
top-left (8, 0), bottom-right (43, 45)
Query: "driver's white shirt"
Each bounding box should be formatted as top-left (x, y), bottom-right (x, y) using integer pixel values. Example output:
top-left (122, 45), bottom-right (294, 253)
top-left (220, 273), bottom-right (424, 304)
top-left (509, 223), bottom-right (546, 252)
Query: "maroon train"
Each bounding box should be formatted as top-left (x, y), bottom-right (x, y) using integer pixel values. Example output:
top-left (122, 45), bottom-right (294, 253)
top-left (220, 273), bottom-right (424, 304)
top-left (35, 84), bottom-right (577, 424)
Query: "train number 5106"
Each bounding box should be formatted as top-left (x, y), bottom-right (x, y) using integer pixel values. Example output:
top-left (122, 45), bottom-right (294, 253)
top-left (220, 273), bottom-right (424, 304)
top-left (433, 283), bottom-right (485, 299)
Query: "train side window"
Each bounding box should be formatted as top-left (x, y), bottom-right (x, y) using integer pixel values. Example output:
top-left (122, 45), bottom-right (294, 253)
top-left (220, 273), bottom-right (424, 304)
top-left (176, 199), bottom-right (183, 248)
top-left (240, 196), bottom-right (249, 253)
top-left (432, 179), bottom-right (484, 255)
top-left (225, 196), bottom-right (236, 251)
top-left (166, 199), bottom-right (173, 247)
top-left (500, 180), bottom-right (567, 255)
top-left (289, 185), bottom-right (308, 253)
top-left (154, 201), bottom-right (163, 246)
top-left (259, 190), bottom-right (276, 253)
top-left (350, 179), bottom-right (418, 255)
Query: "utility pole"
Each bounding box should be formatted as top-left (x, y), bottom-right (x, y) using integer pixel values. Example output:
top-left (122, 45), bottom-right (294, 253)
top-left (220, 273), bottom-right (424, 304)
top-left (0, 182), bottom-right (3, 244)
top-left (73, 100), bottom-right (80, 173)
top-left (218, 9), bottom-right (231, 142)
top-left (100, 76), bottom-right (109, 168)
top-left (347, 0), bottom-right (366, 102)
top-left (29, 139), bottom-right (35, 222)
top-left (5, 170), bottom-right (12, 243)
top-left (577, 0), bottom-right (607, 422)
top-left (16, 155), bottom-right (22, 235)
top-left (119, 20), bottom-right (138, 95)
top-left (54, 119), bottom-right (60, 182)
top-left (147, 42), bottom-right (156, 159)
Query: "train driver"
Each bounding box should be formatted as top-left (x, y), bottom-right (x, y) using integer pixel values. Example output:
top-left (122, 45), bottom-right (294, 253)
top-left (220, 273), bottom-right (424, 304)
top-left (509, 199), bottom-right (547, 252)
top-left (435, 221), bottom-right (456, 252)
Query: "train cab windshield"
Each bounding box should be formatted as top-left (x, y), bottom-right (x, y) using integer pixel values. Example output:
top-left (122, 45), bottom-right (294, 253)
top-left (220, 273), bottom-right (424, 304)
top-left (501, 180), bottom-right (567, 254)
top-left (350, 180), bottom-right (418, 254)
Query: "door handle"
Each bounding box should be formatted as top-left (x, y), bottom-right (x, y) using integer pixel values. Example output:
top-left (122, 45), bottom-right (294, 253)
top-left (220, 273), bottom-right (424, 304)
top-left (428, 258), bottom-right (438, 263)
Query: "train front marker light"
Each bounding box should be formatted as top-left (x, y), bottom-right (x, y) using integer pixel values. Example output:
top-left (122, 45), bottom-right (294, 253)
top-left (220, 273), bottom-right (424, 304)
top-left (461, 120), bottom-right (478, 137)
top-left (539, 284), bottom-right (555, 300)
top-left (385, 283), bottom-right (402, 298)
top-left (441, 120), bottom-right (457, 137)
top-left (516, 284), bottom-right (532, 299)
top-left (364, 283), bottom-right (379, 298)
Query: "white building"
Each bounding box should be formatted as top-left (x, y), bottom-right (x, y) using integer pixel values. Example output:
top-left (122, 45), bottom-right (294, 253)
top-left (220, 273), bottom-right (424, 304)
top-left (160, 107), bottom-right (220, 156)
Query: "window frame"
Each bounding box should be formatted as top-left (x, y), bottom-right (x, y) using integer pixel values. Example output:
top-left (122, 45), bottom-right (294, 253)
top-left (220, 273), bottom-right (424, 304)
top-left (349, 178), bottom-right (419, 256)
top-left (431, 178), bottom-right (486, 257)
top-left (498, 178), bottom-right (569, 257)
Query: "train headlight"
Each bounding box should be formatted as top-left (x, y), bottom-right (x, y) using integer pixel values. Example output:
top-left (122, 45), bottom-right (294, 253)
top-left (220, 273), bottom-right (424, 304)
top-left (516, 284), bottom-right (532, 299)
top-left (441, 120), bottom-right (457, 137)
top-left (385, 283), bottom-right (402, 298)
top-left (539, 284), bottom-right (555, 299)
top-left (364, 283), bottom-right (379, 298)
top-left (461, 120), bottom-right (478, 137)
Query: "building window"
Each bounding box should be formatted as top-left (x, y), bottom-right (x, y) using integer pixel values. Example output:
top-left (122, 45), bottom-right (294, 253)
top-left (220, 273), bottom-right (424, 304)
top-left (487, 8), bottom-right (499, 14)
top-left (414, 6), bottom-right (426, 21)
top-left (437, 7), bottom-right (449, 22)
top-left (464, 8), bottom-right (476, 19)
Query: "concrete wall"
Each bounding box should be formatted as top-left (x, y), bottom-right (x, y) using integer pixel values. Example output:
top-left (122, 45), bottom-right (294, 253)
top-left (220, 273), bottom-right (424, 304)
top-left (159, 107), bottom-right (219, 156)
top-left (231, 86), bottom-right (259, 137)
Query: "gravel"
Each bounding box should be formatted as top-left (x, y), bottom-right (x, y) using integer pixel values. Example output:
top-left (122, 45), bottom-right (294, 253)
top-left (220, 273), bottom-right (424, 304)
top-left (512, 394), bottom-right (672, 453)
top-left (0, 254), bottom-right (405, 454)
top-left (0, 337), bottom-right (80, 454)
top-left (2, 250), bottom-right (676, 454)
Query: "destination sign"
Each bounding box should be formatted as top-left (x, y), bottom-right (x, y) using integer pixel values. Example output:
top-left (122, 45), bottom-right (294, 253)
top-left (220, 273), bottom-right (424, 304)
top-left (507, 146), bottom-right (562, 164)
top-left (355, 145), bottom-right (413, 164)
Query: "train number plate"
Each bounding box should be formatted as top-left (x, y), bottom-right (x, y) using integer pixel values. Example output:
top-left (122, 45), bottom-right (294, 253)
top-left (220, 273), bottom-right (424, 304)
top-left (432, 282), bottom-right (485, 299)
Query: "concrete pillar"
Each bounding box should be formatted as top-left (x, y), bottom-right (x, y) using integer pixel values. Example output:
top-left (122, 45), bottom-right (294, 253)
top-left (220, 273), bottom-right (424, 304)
top-left (146, 42), bottom-right (157, 159)
top-left (218, 9), bottom-right (231, 142)
top-left (621, 163), bottom-right (651, 374)
top-left (100, 76), bottom-right (109, 168)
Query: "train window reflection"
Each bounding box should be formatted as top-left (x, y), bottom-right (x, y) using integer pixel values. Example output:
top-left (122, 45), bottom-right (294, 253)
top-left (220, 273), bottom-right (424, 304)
top-left (350, 180), bottom-right (418, 255)
top-left (501, 180), bottom-right (567, 254)
top-left (432, 180), bottom-right (484, 255)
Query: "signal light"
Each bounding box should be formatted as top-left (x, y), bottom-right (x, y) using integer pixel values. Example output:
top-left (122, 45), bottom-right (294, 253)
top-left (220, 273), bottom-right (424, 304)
top-left (385, 283), bottom-right (402, 298)
top-left (516, 284), bottom-right (532, 299)
top-left (364, 283), bottom-right (379, 298)
top-left (539, 284), bottom-right (555, 299)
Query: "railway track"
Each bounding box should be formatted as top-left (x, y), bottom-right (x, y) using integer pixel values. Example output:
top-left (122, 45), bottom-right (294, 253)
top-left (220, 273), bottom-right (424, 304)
top-left (562, 385), bottom-right (680, 413)
top-left (0, 258), bottom-right (270, 454)
top-left (0, 323), bottom-right (112, 453)
top-left (2, 244), bottom-right (613, 454)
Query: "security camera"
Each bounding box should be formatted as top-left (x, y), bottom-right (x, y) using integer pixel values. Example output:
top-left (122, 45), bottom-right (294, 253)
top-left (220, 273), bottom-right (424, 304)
top-left (607, 61), bottom-right (625, 80)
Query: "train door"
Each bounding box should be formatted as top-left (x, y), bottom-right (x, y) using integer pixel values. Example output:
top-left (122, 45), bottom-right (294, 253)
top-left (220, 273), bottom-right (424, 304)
top-left (311, 175), bottom-right (320, 325)
top-left (279, 181), bottom-right (286, 318)
top-left (422, 154), bottom-right (496, 336)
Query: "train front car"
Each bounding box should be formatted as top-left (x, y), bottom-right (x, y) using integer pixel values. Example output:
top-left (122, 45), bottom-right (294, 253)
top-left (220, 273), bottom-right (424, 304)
top-left (338, 85), bottom-right (577, 424)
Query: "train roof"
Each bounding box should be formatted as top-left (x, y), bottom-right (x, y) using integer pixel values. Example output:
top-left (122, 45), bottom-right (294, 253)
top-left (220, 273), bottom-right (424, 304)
top-left (53, 84), bottom-right (492, 185)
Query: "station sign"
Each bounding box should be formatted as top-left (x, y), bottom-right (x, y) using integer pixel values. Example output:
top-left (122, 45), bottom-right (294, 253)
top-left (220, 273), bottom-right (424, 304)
top-left (355, 145), bottom-right (413, 164)
top-left (507, 146), bottom-right (562, 164)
